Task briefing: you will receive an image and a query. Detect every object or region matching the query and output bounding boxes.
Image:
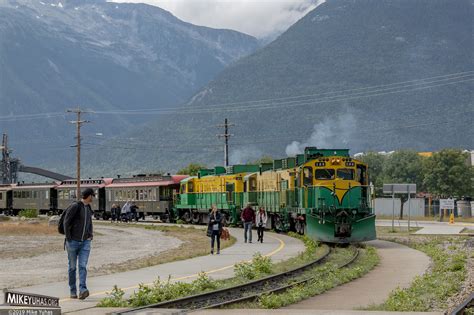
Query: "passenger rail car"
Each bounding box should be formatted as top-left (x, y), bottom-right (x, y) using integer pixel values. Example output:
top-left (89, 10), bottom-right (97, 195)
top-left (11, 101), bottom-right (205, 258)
top-left (56, 178), bottom-right (112, 214)
top-left (0, 175), bottom-right (186, 219)
top-left (0, 185), bottom-right (13, 214)
top-left (11, 183), bottom-right (58, 215)
top-left (104, 174), bottom-right (186, 221)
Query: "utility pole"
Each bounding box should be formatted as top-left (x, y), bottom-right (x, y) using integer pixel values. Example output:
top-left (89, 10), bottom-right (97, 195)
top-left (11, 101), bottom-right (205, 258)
top-left (66, 108), bottom-right (90, 200)
top-left (1, 134), bottom-right (10, 184)
top-left (217, 118), bottom-right (234, 167)
top-left (0, 134), bottom-right (20, 184)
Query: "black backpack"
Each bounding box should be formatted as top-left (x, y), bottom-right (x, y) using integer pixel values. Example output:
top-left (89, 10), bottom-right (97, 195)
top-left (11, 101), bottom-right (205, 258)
top-left (58, 202), bottom-right (79, 235)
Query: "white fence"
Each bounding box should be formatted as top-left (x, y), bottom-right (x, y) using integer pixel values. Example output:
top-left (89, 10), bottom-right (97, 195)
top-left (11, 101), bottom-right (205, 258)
top-left (375, 198), bottom-right (425, 217)
top-left (375, 198), bottom-right (473, 217)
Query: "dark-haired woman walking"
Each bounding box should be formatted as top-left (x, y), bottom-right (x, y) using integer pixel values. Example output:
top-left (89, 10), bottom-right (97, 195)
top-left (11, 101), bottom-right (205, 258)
top-left (208, 205), bottom-right (222, 254)
top-left (256, 207), bottom-right (267, 243)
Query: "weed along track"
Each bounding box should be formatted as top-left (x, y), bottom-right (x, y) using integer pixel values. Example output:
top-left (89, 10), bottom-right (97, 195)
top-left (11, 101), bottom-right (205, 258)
top-left (117, 246), bottom-right (361, 314)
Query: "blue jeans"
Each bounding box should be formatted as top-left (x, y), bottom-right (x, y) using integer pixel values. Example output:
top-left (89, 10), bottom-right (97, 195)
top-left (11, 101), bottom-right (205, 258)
top-left (66, 240), bottom-right (91, 295)
top-left (244, 222), bottom-right (253, 242)
top-left (211, 230), bottom-right (220, 251)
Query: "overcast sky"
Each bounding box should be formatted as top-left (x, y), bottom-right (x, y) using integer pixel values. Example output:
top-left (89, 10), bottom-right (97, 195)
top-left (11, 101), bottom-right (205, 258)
top-left (110, 0), bottom-right (325, 38)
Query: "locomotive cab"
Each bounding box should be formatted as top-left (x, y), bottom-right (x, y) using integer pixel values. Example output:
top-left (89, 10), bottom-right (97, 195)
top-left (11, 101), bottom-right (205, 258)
top-left (299, 148), bottom-right (376, 243)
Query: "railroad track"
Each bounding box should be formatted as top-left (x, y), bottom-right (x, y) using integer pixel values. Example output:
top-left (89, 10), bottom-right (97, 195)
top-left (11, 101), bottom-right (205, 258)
top-left (449, 293), bottom-right (474, 315)
top-left (118, 246), bottom-right (360, 314)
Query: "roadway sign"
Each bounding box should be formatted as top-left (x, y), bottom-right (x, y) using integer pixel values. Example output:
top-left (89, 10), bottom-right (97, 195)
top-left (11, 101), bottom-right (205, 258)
top-left (383, 184), bottom-right (417, 194)
top-left (440, 198), bottom-right (455, 210)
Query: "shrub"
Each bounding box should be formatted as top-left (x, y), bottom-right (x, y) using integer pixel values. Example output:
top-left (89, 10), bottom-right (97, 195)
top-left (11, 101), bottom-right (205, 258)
top-left (19, 209), bottom-right (38, 218)
top-left (252, 253), bottom-right (272, 274)
top-left (101, 273), bottom-right (219, 307)
top-left (97, 285), bottom-right (128, 307)
top-left (234, 252), bottom-right (273, 280)
top-left (193, 272), bottom-right (217, 291)
top-left (234, 261), bottom-right (256, 280)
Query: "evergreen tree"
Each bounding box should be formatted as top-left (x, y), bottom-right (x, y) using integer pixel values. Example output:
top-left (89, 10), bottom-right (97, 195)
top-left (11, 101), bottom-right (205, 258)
top-left (423, 149), bottom-right (473, 198)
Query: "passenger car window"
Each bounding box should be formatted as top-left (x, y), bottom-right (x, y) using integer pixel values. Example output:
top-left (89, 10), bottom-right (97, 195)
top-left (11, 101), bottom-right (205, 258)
top-left (337, 169), bottom-right (354, 180)
top-left (315, 169), bottom-right (335, 180)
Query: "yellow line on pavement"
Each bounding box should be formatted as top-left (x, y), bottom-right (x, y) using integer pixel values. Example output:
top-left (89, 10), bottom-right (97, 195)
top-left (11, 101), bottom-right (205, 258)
top-left (59, 233), bottom-right (286, 302)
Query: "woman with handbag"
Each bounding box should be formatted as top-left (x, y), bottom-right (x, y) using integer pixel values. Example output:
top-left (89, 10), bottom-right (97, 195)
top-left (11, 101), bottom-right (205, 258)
top-left (256, 207), bottom-right (267, 243)
top-left (207, 205), bottom-right (222, 254)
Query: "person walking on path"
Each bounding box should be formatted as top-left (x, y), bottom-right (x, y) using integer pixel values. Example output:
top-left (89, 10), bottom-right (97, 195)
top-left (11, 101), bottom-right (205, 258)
top-left (63, 188), bottom-right (95, 300)
top-left (256, 207), bottom-right (267, 243)
top-left (241, 203), bottom-right (255, 243)
top-left (208, 205), bottom-right (222, 254)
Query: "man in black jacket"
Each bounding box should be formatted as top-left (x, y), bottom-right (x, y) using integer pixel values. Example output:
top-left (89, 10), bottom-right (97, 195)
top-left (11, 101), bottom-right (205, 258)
top-left (63, 188), bottom-right (95, 300)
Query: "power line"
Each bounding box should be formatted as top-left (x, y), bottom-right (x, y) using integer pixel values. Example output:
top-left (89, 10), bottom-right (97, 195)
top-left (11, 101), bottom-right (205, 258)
top-left (2, 70), bottom-right (471, 121)
top-left (92, 70), bottom-right (474, 114)
top-left (78, 112), bottom-right (473, 154)
top-left (88, 76), bottom-right (473, 115)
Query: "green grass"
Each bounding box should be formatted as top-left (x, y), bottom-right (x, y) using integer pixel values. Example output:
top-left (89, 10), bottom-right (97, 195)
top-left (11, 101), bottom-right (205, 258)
top-left (461, 228), bottom-right (474, 234)
top-left (98, 272), bottom-right (217, 307)
top-left (366, 238), bottom-right (469, 312)
top-left (229, 246), bottom-right (379, 309)
top-left (98, 233), bottom-right (327, 308)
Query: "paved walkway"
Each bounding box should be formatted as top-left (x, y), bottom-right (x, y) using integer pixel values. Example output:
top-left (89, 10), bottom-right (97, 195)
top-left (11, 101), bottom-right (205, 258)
top-left (287, 240), bottom-right (430, 310)
top-left (4, 228), bottom-right (304, 314)
top-left (194, 310), bottom-right (442, 315)
top-left (376, 219), bottom-right (467, 234)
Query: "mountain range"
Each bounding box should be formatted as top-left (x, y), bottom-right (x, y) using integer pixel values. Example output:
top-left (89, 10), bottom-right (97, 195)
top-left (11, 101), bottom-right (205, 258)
top-left (2, 0), bottom-right (473, 178)
top-left (0, 0), bottom-right (258, 171)
top-left (89, 0), bottom-right (473, 176)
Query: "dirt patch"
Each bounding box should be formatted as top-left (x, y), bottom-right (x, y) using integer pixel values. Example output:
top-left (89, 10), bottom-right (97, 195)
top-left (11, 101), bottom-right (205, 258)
top-left (0, 223), bottom-right (184, 289)
top-left (0, 221), bottom-right (58, 236)
top-left (94, 223), bottom-right (235, 274)
top-left (0, 222), bottom-right (235, 290)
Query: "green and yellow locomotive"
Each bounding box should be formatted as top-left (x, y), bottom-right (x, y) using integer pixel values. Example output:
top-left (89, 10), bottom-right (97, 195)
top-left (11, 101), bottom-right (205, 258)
top-left (175, 147), bottom-right (376, 243)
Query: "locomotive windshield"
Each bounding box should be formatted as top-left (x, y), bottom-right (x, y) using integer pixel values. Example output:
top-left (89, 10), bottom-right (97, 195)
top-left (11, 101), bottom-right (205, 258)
top-left (315, 169), bottom-right (335, 180)
top-left (337, 169), bottom-right (354, 180)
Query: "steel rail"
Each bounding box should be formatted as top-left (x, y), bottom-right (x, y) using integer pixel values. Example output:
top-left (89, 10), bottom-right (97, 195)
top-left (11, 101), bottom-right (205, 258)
top-left (117, 246), bottom-right (332, 314)
top-left (449, 293), bottom-right (474, 315)
top-left (118, 247), bottom-right (361, 314)
top-left (190, 247), bottom-right (361, 312)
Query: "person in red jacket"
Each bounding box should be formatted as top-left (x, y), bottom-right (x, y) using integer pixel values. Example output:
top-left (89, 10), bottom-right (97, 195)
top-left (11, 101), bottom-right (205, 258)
top-left (241, 203), bottom-right (255, 243)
